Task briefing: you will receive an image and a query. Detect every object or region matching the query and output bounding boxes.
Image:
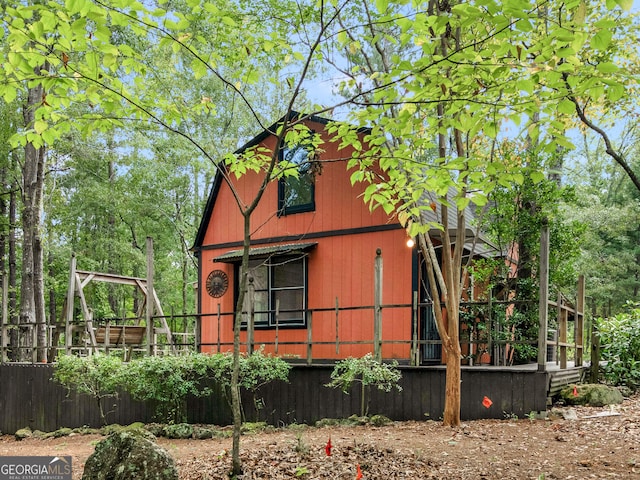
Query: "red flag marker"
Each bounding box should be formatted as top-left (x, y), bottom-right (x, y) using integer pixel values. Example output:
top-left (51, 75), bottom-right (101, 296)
top-left (573, 385), bottom-right (579, 397)
top-left (356, 464), bottom-right (363, 479)
top-left (325, 437), bottom-right (332, 456)
top-left (482, 396), bottom-right (493, 409)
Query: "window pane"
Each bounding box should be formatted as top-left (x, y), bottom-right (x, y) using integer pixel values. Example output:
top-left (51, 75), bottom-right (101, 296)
top-left (284, 175), bottom-right (313, 207)
top-left (281, 145), bottom-right (314, 210)
top-left (241, 261), bottom-right (268, 325)
top-left (273, 288), bottom-right (304, 322)
top-left (273, 260), bottom-right (304, 288)
top-left (283, 145), bottom-right (308, 166)
top-left (248, 260), bottom-right (268, 290)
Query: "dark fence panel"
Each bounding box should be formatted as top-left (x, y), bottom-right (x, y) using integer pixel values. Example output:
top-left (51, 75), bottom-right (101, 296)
top-left (0, 364), bottom-right (547, 433)
top-left (0, 364), bottom-right (151, 432)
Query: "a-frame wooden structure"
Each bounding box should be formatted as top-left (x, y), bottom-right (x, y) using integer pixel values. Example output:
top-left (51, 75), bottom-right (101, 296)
top-left (63, 253), bottom-right (175, 357)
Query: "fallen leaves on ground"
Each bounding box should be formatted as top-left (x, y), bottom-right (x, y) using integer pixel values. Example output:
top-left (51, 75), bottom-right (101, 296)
top-left (0, 394), bottom-right (638, 479)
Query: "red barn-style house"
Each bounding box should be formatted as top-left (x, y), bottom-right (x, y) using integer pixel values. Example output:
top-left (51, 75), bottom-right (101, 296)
top-left (192, 112), bottom-right (503, 365)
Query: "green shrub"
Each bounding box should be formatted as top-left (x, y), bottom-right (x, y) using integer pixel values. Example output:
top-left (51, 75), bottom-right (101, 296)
top-left (121, 354), bottom-right (213, 424)
top-left (208, 348), bottom-right (291, 421)
top-left (326, 353), bottom-right (402, 417)
top-left (53, 353), bottom-right (125, 425)
top-left (597, 303), bottom-right (640, 391)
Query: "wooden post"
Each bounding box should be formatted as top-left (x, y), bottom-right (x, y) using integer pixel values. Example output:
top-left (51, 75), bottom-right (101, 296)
top-left (487, 294), bottom-right (493, 366)
top-left (65, 255), bottom-right (77, 354)
top-left (306, 310), bottom-right (313, 365)
top-left (146, 237), bottom-right (154, 356)
top-left (537, 220), bottom-right (549, 372)
top-left (247, 277), bottom-right (255, 354)
top-left (335, 297), bottom-right (340, 355)
top-left (216, 303), bottom-right (221, 353)
top-left (575, 275), bottom-right (585, 367)
top-left (104, 320), bottom-right (110, 353)
top-left (590, 302), bottom-right (600, 384)
top-left (275, 298), bottom-right (280, 355)
top-left (558, 290), bottom-right (567, 369)
top-left (374, 248), bottom-right (383, 361)
top-left (1, 275), bottom-right (8, 362)
top-left (411, 291), bottom-right (418, 366)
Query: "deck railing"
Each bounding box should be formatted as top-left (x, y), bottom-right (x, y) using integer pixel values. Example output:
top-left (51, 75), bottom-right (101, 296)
top-left (1, 288), bottom-right (586, 370)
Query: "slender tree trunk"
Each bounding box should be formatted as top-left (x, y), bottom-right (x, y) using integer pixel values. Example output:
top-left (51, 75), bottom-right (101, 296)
top-left (107, 155), bottom-right (118, 314)
top-left (231, 213), bottom-right (251, 477)
top-left (47, 250), bottom-right (60, 361)
top-left (0, 164), bottom-right (6, 361)
top-left (176, 192), bottom-right (188, 318)
top-left (8, 160), bottom-right (17, 361)
top-left (34, 232), bottom-right (46, 361)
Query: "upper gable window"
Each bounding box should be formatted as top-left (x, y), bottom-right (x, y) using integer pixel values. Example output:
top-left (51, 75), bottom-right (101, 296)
top-left (278, 144), bottom-right (315, 215)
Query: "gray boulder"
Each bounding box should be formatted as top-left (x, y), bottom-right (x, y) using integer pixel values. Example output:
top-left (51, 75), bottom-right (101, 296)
top-left (15, 427), bottom-right (32, 441)
top-left (82, 431), bottom-right (178, 480)
top-left (560, 383), bottom-right (623, 407)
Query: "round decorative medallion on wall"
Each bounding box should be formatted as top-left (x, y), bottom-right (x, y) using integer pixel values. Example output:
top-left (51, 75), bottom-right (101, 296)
top-left (206, 270), bottom-right (229, 298)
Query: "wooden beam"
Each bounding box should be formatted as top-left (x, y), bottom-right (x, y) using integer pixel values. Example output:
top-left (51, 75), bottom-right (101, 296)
top-left (65, 255), bottom-right (77, 354)
top-left (537, 221), bottom-right (549, 372)
top-left (575, 275), bottom-right (585, 367)
top-left (76, 270), bottom-right (148, 286)
top-left (80, 273), bottom-right (95, 289)
top-left (558, 291), bottom-right (567, 370)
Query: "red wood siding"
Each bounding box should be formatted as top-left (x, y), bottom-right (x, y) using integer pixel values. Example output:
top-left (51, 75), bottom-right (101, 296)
top-left (198, 119), bottom-right (414, 360)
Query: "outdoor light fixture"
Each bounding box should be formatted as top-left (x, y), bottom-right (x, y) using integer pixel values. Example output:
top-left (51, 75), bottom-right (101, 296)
top-left (406, 238), bottom-right (415, 248)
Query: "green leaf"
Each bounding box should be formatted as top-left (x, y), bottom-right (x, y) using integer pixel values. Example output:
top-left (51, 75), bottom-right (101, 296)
top-left (34, 120), bottom-right (47, 134)
top-left (2, 86), bottom-right (17, 103)
top-left (375, 0), bottom-right (388, 13)
top-left (574, 1), bottom-right (587, 24)
top-left (615, 0), bottom-right (633, 10)
top-left (606, 84), bottom-right (625, 102)
top-left (592, 29), bottom-right (612, 50)
top-left (66, 0), bottom-right (85, 15)
top-left (596, 62), bottom-right (619, 73)
top-left (202, 2), bottom-right (219, 14)
top-left (221, 16), bottom-right (237, 27)
top-left (530, 171), bottom-right (546, 184)
top-left (558, 98), bottom-right (576, 115)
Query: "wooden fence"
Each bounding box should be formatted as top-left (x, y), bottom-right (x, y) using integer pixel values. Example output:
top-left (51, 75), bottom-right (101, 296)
top-left (0, 363), bottom-right (548, 433)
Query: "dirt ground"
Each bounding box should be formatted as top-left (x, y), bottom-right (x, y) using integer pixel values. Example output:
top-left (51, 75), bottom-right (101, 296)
top-left (1, 394), bottom-right (639, 479)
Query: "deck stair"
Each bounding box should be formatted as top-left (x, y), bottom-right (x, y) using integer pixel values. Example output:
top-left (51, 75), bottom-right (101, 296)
top-left (548, 366), bottom-right (586, 397)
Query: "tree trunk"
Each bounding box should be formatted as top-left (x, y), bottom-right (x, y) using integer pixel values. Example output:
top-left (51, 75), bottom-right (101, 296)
top-left (8, 159), bottom-right (17, 361)
top-left (443, 336), bottom-right (462, 425)
top-left (230, 213), bottom-right (252, 477)
top-left (20, 74), bottom-right (47, 362)
top-left (19, 140), bottom-right (37, 361)
top-left (107, 156), bottom-right (118, 314)
top-left (48, 249), bottom-right (60, 361)
top-left (0, 164), bottom-right (6, 361)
